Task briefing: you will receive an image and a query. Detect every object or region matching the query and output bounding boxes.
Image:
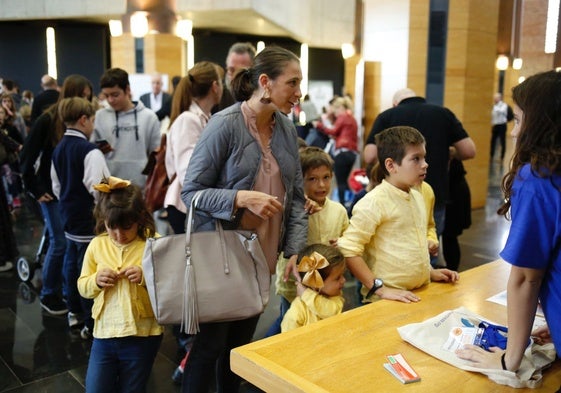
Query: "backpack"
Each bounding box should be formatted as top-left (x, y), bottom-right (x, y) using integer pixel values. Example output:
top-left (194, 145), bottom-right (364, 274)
top-left (506, 105), bottom-right (514, 122)
top-left (142, 133), bottom-right (175, 213)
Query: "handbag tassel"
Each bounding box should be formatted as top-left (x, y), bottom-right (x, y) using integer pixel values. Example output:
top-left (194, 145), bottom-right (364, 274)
top-left (181, 258), bottom-right (200, 334)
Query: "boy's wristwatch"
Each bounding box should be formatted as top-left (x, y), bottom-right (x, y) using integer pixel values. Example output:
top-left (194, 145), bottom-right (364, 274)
top-left (366, 278), bottom-right (384, 298)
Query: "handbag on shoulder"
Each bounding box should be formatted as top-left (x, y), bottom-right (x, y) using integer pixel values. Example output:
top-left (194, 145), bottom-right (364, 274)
top-left (142, 190), bottom-right (270, 334)
top-left (142, 133), bottom-right (175, 213)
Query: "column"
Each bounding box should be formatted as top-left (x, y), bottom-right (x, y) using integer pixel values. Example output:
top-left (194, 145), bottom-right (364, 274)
top-left (143, 34), bottom-right (185, 77)
top-left (445, 0), bottom-right (500, 208)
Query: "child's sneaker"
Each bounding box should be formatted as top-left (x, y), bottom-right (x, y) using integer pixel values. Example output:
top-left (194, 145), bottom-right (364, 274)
top-left (40, 295), bottom-right (68, 315)
top-left (12, 197), bottom-right (21, 209)
top-left (0, 261), bottom-right (13, 273)
top-left (80, 326), bottom-right (92, 340)
top-left (171, 350), bottom-right (190, 385)
top-left (68, 312), bottom-right (84, 330)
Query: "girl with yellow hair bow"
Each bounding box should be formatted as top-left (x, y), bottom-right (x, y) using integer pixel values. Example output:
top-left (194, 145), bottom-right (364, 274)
top-left (77, 176), bottom-right (163, 392)
top-left (280, 243), bottom-right (346, 332)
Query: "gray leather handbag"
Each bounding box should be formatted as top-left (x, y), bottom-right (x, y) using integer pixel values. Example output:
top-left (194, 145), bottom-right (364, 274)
top-left (142, 191), bottom-right (270, 334)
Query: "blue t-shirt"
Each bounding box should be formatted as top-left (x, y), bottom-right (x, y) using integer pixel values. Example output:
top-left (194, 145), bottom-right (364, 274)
top-left (500, 164), bottom-right (561, 350)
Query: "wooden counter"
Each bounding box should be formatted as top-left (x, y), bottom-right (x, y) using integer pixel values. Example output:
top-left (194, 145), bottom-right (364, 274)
top-left (231, 260), bottom-right (561, 392)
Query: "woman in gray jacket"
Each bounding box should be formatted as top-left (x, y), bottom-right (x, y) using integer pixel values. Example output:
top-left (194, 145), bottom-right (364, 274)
top-left (181, 46), bottom-right (308, 393)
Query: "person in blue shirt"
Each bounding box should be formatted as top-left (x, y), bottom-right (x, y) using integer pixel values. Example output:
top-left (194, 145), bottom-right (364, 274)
top-left (456, 71), bottom-right (561, 374)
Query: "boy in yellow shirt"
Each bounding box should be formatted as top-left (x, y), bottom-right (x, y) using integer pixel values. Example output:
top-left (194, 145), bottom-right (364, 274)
top-left (338, 126), bottom-right (458, 303)
top-left (267, 147), bottom-right (349, 335)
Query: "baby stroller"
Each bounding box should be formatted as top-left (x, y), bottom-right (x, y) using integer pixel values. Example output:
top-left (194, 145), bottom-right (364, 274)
top-left (16, 192), bottom-right (48, 282)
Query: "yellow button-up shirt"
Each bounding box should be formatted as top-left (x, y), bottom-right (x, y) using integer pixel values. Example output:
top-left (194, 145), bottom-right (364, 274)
top-left (78, 233), bottom-right (163, 339)
top-left (338, 180), bottom-right (431, 294)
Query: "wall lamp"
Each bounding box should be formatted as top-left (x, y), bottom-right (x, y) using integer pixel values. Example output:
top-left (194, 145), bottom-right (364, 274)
top-left (176, 19), bottom-right (193, 40)
top-left (495, 55), bottom-right (509, 70)
top-left (341, 43), bottom-right (355, 59)
top-left (130, 12), bottom-right (149, 38)
top-left (109, 20), bottom-right (123, 37)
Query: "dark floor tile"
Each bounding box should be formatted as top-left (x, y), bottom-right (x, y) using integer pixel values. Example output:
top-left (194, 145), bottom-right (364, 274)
top-left (0, 357), bottom-right (21, 392)
top-left (0, 307), bottom-right (90, 386)
top-left (1, 372), bottom-right (84, 393)
top-left (146, 352), bottom-right (181, 393)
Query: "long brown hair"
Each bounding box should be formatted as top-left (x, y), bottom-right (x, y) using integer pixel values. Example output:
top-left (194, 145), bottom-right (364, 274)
top-left (45, 74), bottom-right (93, 146)
top-left (231, 46), bottom-right (299, 102)
top-left (498, 71), bottom-right (561, 216)
top-left (169, 61), bottom-right (224, 126)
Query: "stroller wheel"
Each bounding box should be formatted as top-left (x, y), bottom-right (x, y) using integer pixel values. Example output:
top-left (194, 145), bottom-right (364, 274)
top-left (18, 281), bottom-right (36, 304)
top-left (17, 256), bottom-right (35, 282)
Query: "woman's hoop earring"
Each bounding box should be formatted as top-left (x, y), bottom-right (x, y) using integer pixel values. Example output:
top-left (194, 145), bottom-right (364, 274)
top-left (260, 89), bottom-right (272, 104)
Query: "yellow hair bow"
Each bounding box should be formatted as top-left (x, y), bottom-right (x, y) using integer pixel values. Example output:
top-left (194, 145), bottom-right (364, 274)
top-left (298, 251), bottom-right (329, 289)
top-left (93, 176), bottom-right (131, 193)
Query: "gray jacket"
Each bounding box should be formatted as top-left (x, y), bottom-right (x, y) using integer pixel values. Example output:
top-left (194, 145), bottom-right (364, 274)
top-left (181, 103), bottom-right (307, 258)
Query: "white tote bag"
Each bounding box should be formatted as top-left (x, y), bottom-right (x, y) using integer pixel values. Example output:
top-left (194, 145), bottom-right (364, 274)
top-left (397, 307), bottom-right (556, 388)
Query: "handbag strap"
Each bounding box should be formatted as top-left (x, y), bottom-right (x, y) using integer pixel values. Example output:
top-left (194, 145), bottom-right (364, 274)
top-left (185, 190), bottom-right (230, 273)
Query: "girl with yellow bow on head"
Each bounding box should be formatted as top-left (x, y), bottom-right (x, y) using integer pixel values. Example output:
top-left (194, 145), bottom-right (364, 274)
top-left (77, 176), bottom-right (163, 393)
top-left (280, 243), bottom-right (346, 332)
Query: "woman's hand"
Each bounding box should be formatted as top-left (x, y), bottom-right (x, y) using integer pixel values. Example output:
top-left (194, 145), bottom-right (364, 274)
top-left (531, 324), bottom-right (552, 345)
top-left (37, 193), bottom-right (54, 203)
top-left (283, 254), bottom-right (300, 283)
top-left (455, 344), bottom-right (504, 370)
top-left (96, 268), bottom-right (119, 288)
top-left (430, 268), bottom-right (459, 283)
top-left (236, 190), bottom-right (282, 220)
top-left (2, 102), bottom-right (14, 116)
top-left (304, 196), bottom-right (322, 215)
top-left (120, 266), bottom-right (142, 284)
top-left (376, 286), bottom-right (420, 303)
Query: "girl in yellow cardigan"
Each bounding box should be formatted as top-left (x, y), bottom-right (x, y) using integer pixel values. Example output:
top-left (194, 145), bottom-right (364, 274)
top-left (281, 244), bottom-right (346, 332)
top-left (78, 176), bottom-right (163, 393)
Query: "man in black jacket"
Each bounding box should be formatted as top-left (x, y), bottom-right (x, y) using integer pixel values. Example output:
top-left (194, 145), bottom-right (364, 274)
top-left (139, 73), bottom-right (172, 121)
top-left (363, 88), bottom-right (476, 265)
top-left (30, 75), bottom-right (59, 125)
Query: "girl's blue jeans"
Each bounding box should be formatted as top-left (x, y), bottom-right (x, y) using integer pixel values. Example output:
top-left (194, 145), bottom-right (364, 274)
top-left (85, 334), bottom-right (163, 393)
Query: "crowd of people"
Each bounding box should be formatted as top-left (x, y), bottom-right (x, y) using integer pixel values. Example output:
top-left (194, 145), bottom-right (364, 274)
top-left (1, 41), bottom-right (560, 392)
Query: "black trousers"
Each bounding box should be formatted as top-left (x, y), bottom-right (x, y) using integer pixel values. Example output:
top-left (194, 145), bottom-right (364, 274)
top-left (333, 150), bottom-right (357, 204)
top-left (181, 315), bottom-right (260, 393)
top-left (490, 123), bottom-right (507, 159)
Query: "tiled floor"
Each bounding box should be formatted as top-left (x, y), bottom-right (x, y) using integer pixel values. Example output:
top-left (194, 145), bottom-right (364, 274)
top-left (0, 160), bottom-right (511, 393)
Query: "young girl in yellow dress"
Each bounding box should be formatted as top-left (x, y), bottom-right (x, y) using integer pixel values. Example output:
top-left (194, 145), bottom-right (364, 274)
top-left (281, 244), bottom-right (346, 332)
top-left (78, 176), bottom-right (163, 393)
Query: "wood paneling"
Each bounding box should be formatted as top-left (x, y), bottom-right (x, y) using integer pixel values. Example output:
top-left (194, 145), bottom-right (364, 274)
top-left (143, 33), bottom-right (185, 77)
top-left (110, 34), bottom-right (136, 73)
top-left (445, 0), bottom-right (500, 209)
top-left (407, 0), bottom-right (430, 94)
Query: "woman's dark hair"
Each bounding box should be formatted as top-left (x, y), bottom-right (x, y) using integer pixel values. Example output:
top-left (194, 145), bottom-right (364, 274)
top-left (498, 70), bottom-right (561, 216)
top-left (297, 243), bottom-right (345, 282)
top-left (169, 61), bottom-right (224, 125)
top-left (231, 46), bottom-right (299, 101)
top-left (45, 74), bottom-right (93, 146)
top-left (94, 183), bottom-right (156, 240)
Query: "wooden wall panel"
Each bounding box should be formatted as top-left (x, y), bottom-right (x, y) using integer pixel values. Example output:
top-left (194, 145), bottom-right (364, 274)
top-left (110, 34), bottom-right (136, 73)
top-left (445, 0), bottom-right (500, 209)
top-left (407, 0), bottom-right (430, 94)
top-left (143, 33), bottom-right (185, 78)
